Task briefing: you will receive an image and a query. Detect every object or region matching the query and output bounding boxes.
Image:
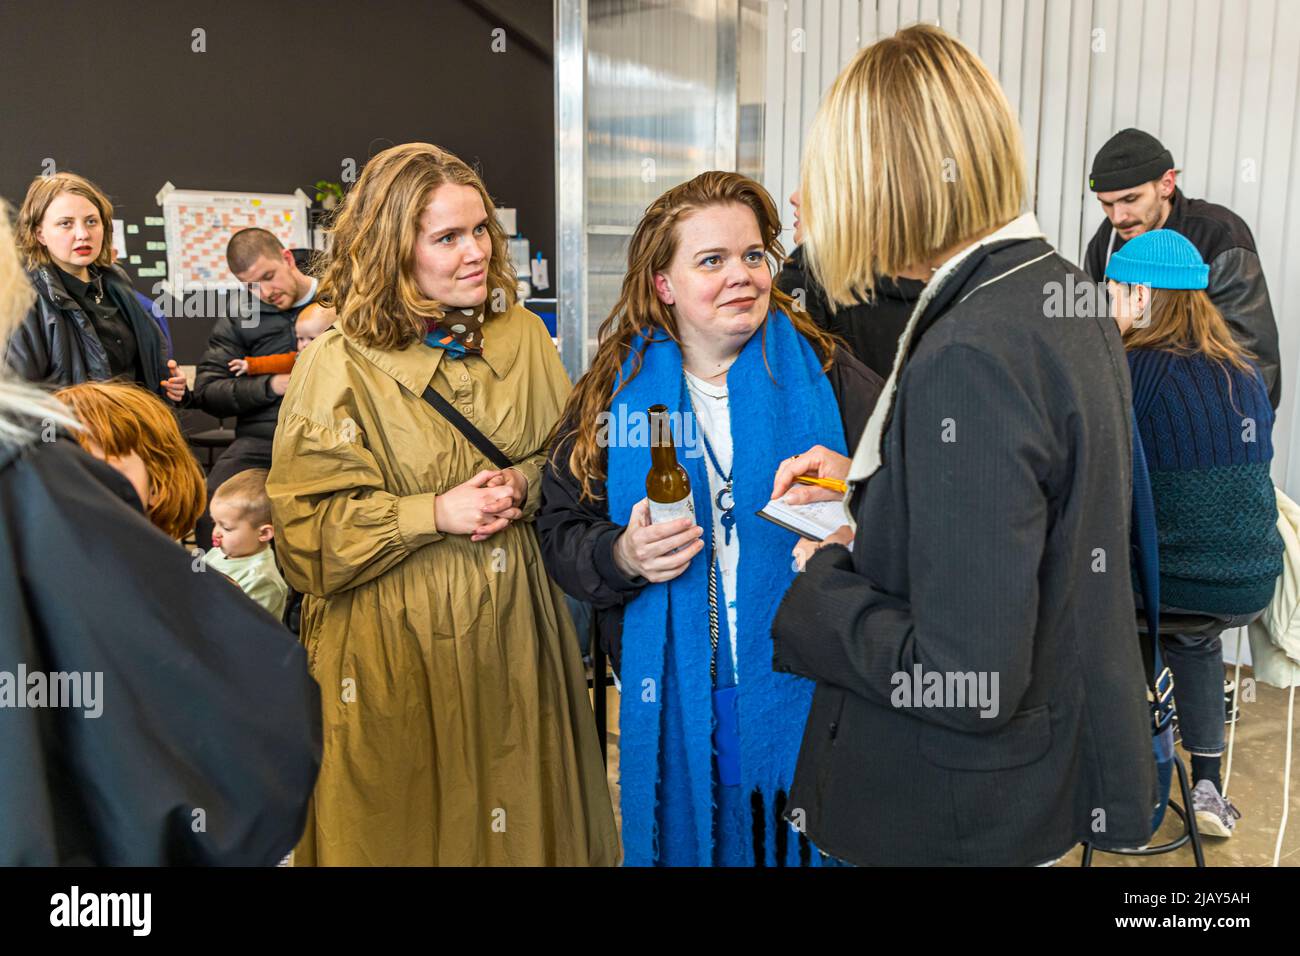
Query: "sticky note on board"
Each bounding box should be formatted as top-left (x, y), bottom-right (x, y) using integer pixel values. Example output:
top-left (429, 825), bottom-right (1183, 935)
top-left (147, 241), bottom-right (167, 251)
top-left (530, 256), bottom-right (549, 291)
top-left (144, 216), bottom-right (164, 226)
top-left (251, 199), bottom-right (261, 207)
top-left (126, 223), bottom-right (140, 234)
top-left (129, 255), bottom-right (141, 264)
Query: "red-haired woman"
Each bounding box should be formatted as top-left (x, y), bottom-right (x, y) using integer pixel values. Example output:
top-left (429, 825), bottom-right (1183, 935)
top-left (55, 380), bottom-right (206, 542)
top-left (538, 171), bottom-right (880, 866)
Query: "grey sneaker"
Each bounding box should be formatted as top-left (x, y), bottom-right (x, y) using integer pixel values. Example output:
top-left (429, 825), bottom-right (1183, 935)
top-left (1192, 779), bottom-right (1242, 838)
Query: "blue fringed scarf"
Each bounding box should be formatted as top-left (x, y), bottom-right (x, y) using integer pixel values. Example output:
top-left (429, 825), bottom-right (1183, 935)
top-left (609, 310), bottom-right (847, 866)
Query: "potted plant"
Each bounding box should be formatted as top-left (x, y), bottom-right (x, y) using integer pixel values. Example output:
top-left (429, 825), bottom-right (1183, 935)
top-left (313, 180), bottom-right (345, 212)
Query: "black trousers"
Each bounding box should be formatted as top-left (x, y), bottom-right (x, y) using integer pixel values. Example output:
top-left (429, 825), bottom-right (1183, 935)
top-left (197, 435), bottom-right (273, 552)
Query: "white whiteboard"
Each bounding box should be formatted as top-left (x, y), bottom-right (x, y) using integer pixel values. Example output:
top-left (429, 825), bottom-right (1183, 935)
top-left (158, 185), bottom-right (309, 291)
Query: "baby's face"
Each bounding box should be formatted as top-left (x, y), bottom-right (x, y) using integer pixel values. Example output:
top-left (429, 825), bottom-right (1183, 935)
top-left (209, 498), bottom-right (271, 558)
top-left (295, 307), bottom-right (335, 351)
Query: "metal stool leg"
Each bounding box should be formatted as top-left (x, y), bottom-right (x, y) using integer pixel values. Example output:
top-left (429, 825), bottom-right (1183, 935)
top-left (1172, 754), bottom-right (1206, 867)
top-left (1080, 756), bottom-right (1206, 866)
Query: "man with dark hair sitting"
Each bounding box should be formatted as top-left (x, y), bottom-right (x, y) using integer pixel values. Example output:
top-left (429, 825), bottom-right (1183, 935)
top-left (1083, 128), bottom-right (1281, 408)
top-left (193, 227), bottom-right (316, 552)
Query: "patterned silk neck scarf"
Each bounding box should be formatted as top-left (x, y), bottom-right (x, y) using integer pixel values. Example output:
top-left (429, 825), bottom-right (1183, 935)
top-left (424, 303), bottom-right (487, 358)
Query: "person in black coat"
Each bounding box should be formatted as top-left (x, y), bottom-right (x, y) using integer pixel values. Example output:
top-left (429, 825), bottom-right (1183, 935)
top-left (5, 172), bottom-right (188, 403)
top-left (0, 199), bottom-right (320, 865)
top-left (192, 230), bottom-right (317, 550)
top-left (774, 188), bottom-right (923, 380)
top-left (771, 25), bottom-right (1157, 866)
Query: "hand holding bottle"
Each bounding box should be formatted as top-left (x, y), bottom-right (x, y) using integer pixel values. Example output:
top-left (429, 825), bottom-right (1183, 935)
top-left (613, 498), bottom-right (704, 583)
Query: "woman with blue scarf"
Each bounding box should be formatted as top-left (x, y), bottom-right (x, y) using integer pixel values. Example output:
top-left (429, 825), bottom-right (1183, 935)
top-left (538, 171), bottom-right (880, 866)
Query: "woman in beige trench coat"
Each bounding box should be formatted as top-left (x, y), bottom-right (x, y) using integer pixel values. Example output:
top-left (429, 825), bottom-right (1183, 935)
top-left (267, 143), bottom-right (619, 866)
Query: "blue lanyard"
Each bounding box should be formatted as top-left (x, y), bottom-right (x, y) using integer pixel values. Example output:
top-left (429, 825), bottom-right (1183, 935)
top-left (685, 385), bottom-right (737, 546)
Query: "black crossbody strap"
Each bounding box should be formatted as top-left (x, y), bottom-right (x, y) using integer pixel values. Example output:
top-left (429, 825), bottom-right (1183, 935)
top-left (420, 386), bottom-right (513, 470)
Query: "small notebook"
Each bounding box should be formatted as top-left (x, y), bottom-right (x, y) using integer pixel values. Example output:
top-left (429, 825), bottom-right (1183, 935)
top-left (757, 497), bottom-right (850, 542)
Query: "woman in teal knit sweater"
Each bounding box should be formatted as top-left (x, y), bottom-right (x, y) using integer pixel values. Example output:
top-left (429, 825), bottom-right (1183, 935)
top-left (1106, 229), bottom-right (1283, 839)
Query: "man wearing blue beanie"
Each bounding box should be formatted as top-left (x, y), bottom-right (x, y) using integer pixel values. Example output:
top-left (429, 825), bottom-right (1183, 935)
top-left (1084, 128), bottom-right (1281, 408)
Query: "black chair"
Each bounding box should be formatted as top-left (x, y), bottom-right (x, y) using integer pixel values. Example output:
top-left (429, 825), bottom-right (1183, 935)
top-left (189, 419), bottom-right (236, 472)
top-left (1081, 611), bottom-right (1218, 867)
top-left (583, 613), bottom-right (618, 766)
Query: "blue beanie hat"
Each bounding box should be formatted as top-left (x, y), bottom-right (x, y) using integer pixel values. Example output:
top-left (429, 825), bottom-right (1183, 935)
top-left (1104, 229), bottom-right (1209, 290)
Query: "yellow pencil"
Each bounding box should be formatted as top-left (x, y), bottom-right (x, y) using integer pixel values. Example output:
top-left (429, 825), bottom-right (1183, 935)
top-left (794, 475), bottom-right (848, 494)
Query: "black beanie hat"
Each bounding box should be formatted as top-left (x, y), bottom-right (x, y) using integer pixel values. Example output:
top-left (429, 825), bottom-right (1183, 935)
top-left (1089, 128), bottom-right (1175, 192)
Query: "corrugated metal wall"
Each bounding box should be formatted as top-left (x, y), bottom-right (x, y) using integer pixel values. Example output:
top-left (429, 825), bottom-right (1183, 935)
top-left (762, 0), bottom-right (1300, 490)
top-left (557, 0), bottom-right (765, 377)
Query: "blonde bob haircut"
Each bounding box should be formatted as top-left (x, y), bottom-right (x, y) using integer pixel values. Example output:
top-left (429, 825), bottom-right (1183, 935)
top-left (16, 171), bottom-right (118, 271)
top-left (801, 24), bottom-right (1027, 307)
top-left (318, 142), bottom-right (517, 352)
top-left (55, 381), bottom-right (206, 541)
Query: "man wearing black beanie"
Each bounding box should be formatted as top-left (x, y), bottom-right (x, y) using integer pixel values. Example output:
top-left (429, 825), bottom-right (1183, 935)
top-left (1083, 128), bottom-right (1281, 407)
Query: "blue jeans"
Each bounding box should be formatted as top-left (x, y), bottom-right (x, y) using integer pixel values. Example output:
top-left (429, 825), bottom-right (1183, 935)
top-left (1158, 605), bottom-right (1260, 757)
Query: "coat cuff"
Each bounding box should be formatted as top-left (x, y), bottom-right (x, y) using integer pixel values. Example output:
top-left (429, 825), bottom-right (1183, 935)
top-left (511, 457), bottom-right (544, 519)
top-left (772, 543), bottom-right (854, 677)
top-left (397, 492), bottom-right (444, 550)
top-left (595, 525), bottom-right (646, 592)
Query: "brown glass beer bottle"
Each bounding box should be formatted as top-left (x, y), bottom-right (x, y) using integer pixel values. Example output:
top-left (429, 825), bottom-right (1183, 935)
top-left (646, 404), bottom-right (695, 524)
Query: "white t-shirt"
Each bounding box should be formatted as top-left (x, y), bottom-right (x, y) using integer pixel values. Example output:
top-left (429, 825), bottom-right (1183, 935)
top-left (685, 371), bottom-right (739, 684)
top-left (292, 276), bottom-right (318, 309)
top-left (203, 544), bottom-right (289, 621)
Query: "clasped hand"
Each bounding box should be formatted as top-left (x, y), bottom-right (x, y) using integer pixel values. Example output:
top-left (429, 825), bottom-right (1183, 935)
top-left (434, 468), bottom-right (528, 541)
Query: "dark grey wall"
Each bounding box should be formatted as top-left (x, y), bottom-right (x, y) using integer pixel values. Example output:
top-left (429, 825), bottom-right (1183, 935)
top-left (0, 0), bottom-right (555, 363)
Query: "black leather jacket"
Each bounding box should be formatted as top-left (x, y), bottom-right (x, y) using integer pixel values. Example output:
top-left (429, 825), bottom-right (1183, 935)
top-left (1084, 188), bottom-right (1282, 408)
top-left (5, 264), bottom-right (172, 400)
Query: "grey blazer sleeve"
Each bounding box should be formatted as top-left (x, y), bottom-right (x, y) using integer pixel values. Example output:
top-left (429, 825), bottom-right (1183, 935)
top-left (1209, 247), bottom-right (1281, 408)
